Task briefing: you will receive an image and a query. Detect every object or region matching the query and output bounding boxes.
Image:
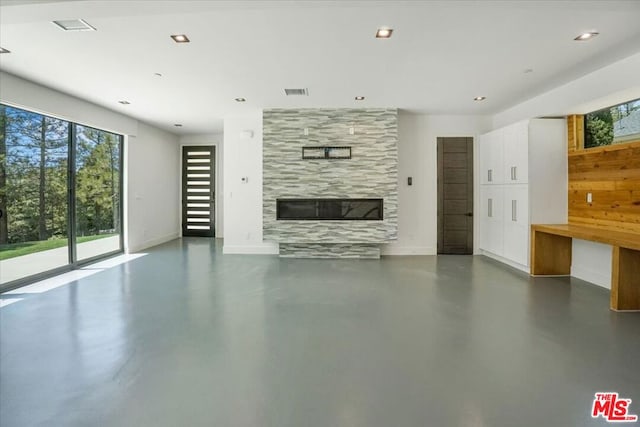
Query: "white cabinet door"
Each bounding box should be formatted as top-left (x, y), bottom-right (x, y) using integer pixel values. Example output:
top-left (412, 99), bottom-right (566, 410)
top-left (479, 187), bottom-right (491, 250)
top-left (489, 130), bottom-right (504, 184)
top-left (479, 134), bottom-right (492, 185)
top-left (503, 121), bottom-right (529, 184)
top-left (480, 132), bottom-right (497, 185)
top-left (503, 185), bottom-right (529, 227)
top-left (503, 222), bottom-right (529, 266)
top-left (480, 186), bottom-right (504, 256)
top-left (503, 185), bottom-right (529, 266)
top-left (480, 130), bottom-right (504, 185)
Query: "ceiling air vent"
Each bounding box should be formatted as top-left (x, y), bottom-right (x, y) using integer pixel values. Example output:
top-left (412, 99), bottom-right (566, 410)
top-left (52, 19), bottom-right (96, 32)
top-left (284, 88), bottom-right (309, 96)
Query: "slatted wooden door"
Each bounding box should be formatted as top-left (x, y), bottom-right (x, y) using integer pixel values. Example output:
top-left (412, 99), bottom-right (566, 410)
top-left (182, 146), bottom-right (215, 237)
top-left (437, 137), bottom-right (474, 254)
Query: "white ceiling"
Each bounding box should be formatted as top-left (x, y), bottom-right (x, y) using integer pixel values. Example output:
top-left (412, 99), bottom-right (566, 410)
top-left (1, 0), bottom-right (640, 134)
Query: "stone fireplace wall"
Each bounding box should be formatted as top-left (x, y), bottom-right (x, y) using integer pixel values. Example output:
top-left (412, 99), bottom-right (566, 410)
top-left (263, 108), bottom-right (398, 257)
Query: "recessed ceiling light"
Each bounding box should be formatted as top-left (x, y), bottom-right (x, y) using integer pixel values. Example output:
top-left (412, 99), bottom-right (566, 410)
top-left (171, 34), bottom-right (190, 43)
top-left (574, 32), bottom-right (599, 41)
top-left (376, 28), bottom-right (393, 38)
top-left (118, 100), bottom-right (130, 105)
top-left (174, 124), bottom-right (183, 127)
top-left (52, 19), bottom-right (96, 31)
top-left (474, 96), bottom-right (486, 101)
top-left (355, 96), bottom-right (365, 101)
top-left (235, 97), bottom-right (246, 102)
top-left (0, 47), bottom-right (10, 54)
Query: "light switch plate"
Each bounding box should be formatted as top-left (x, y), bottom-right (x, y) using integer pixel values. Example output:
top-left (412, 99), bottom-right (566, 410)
top-left (587, 192), bottom-right (593, 203)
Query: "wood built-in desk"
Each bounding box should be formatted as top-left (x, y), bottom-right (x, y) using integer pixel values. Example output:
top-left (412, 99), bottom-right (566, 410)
top-left (531, 224), bottom-right (640, 311)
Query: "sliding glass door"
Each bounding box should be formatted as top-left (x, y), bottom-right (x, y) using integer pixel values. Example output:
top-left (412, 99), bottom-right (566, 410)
top-left (0, 105), bottom-right (123, 289)
top-left (0, 106), bottom-right (70, 284)
top-left (75, 125), bottom-right (122, 261)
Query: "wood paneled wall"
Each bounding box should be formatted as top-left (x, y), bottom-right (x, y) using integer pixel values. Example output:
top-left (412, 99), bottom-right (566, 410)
top-left (567, 114), bottom-right (584, 152)
top-left (568, 141), bottom-right (640, 233)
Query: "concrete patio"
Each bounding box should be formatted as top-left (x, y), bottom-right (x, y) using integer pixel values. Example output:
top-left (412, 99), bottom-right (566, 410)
top-left (0, 235), bottom-right (121, 284)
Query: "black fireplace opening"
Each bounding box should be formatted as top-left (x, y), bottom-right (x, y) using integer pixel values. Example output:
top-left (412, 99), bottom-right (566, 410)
top-left (276, 199), bottom-right (383, 220)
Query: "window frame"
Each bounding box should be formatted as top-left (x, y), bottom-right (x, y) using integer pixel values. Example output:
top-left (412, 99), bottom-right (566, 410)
top-left (583, 98), bottom-right (640, 150)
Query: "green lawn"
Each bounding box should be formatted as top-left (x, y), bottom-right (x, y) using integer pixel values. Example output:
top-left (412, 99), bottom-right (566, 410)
top-left (0, 234), bottom-right (117, 261)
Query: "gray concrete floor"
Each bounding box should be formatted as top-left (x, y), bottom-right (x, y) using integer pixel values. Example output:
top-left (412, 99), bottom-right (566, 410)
top-left (1, 238), bottom-right (639, 427)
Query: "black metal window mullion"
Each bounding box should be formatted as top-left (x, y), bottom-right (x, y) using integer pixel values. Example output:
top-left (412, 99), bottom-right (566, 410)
top-left (118, 135), bottom-right (124, 253)
top-left (68, 123), bottom-right (77, 265)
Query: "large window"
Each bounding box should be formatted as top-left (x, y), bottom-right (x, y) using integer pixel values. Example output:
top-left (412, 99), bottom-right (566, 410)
top-left (0, 104), bottom-right (123, 288)
top-left (584, 98), bottom-right (640, 148)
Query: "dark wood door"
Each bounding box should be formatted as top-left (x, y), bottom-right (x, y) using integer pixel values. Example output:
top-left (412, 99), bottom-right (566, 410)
top-left (437, 137), bottom-right (473, 254)
top-left (182, 146), bottom-right (215, 237)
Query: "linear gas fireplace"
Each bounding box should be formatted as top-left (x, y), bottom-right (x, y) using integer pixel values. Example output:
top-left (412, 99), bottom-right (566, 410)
top-left (277, 198), bottom-right (383, 220)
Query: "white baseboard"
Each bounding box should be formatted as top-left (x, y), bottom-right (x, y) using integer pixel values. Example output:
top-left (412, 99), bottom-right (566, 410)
top-left (479, 250), bottom-right (611, 289)
top-left (571, 239), bottom-right (612, 289)
top-left (380, 245), bottom-right (436, 256)
top-left (478, 250), bottom-right (529, 274)
top-left (571, 265), bottom-right (610, 290)
top-left (127, 232), bottom-right (179, 253)
top-left (223, 243), bottom-right (279, 255)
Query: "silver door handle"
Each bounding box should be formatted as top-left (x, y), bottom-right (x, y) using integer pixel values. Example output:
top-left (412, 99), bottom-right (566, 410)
top-left (488, 169), bottom-right (492, 182)
top-left (510, 166), bottom-right (517, 181)
top-left (512, 200), bottom-right (517, 222)
top-left (488, 198), bottom-right (493, 218)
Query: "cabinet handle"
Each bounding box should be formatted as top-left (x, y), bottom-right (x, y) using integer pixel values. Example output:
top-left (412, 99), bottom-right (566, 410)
top-left (488, 169), bottom-right (492, 182)
top-left (511, 166), bottom-right (517, 181)
top-left (488, 198), bottom-right (493, 218)
top-left (512, 200), bottom-right (517, 222)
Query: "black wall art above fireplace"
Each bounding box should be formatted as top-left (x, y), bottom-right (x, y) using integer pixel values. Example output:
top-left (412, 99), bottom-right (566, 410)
top-left (277, 199), bottom-right (383, 220)
top-left (302, 146), bottom-right (352, 159)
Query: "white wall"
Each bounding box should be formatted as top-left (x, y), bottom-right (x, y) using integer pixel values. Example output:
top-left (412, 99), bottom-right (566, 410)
top-left (126, 123), bottom-right (180, 252)
top-left (381, 113), bottom-right (491, 255)
top-left (571, 239), bottom-right (612, 289)
top-left (493, 52), bottom-right (640, 128)
top-left (179, 134), bottom-right (224, 238)
top-left (222, 113), bottom-right (278, 254)
top-left (0, 71), bottom-right (137, 136)
top-left (0, 71), bottom-right (181, 254)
